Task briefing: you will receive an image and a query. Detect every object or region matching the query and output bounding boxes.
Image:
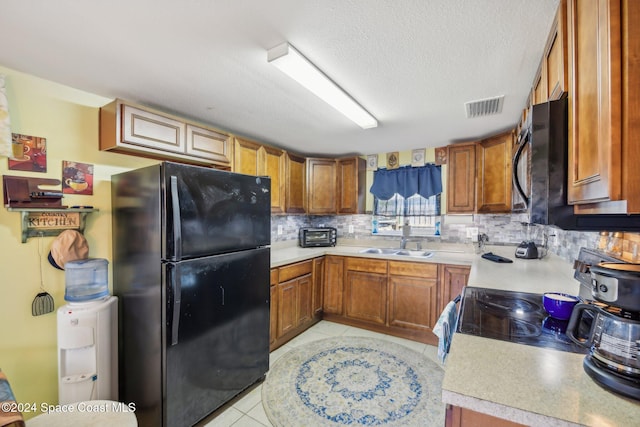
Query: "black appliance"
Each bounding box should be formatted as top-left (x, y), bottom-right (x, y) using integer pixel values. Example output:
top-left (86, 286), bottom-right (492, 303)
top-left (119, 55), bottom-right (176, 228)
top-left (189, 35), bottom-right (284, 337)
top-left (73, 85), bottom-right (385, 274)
top-left (111, 162), bottom-right (271, 427)
top-left (298, 227), bottom-right (337, 247)
top-left (568, 247), bottom-right (640, 400)
top-left (513, 97), bottom-right (640, 231)
top-left (456, 286), bottom-right (590, 354)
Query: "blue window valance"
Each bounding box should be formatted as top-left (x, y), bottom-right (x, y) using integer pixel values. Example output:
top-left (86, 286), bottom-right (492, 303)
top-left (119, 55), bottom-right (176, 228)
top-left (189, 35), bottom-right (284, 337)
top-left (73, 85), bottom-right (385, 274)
top-left (370, 164), bottom-right (442, 201)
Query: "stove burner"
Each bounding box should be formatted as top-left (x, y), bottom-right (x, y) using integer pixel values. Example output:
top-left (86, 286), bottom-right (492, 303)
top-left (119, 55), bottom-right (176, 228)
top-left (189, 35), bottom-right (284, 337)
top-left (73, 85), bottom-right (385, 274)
top-left (457, 287), bottom-right (590, 354)
top-left (477, 292), bottom-right (540, 314)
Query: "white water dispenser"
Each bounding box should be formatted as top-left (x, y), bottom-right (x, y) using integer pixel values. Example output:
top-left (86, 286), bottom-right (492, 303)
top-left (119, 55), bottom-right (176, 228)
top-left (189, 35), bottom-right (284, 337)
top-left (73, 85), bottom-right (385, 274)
top-left (57, 257), bottom-right (118, 404)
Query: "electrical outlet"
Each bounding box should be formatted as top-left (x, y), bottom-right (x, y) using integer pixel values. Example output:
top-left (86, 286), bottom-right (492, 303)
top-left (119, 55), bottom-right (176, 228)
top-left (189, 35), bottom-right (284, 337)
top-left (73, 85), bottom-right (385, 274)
top-left (466, 227), bottom-right (479, 239)
top-left (348, 225), bottom-right (354, 234)
top-left (277, 225), bottom-right (283, 235)
top-left (319, 223), bottom-right (325, 228)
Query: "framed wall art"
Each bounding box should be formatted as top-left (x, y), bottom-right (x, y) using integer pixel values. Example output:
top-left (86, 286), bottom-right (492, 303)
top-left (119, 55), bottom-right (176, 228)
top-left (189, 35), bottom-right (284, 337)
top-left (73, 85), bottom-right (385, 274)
top-left (411, 148), bottom-right (425, 167)
top-left (8, 133), bottom-right (47, 172)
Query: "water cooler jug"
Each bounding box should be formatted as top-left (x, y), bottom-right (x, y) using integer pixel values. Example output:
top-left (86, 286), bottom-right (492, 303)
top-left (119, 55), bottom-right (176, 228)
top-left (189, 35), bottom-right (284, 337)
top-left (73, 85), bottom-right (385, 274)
top-left (57, 258), bottom-right (118, 404)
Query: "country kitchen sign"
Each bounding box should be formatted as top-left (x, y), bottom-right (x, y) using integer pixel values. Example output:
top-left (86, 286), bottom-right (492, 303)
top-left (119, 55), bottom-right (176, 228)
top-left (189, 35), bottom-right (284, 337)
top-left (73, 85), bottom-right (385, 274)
top-left (13, 209), bottom-right (96, 243)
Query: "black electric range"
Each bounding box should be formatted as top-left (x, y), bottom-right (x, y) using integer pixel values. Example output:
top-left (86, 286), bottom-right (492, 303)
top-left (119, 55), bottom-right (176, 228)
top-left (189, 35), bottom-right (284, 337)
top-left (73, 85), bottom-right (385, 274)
top-left (456, 286), bottom-right (591, 354)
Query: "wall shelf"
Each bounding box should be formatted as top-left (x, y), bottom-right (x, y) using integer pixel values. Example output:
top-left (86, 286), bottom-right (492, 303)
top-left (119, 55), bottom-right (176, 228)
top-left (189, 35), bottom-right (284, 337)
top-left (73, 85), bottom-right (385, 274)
top-left (7, 207), bottom-right (99, 243)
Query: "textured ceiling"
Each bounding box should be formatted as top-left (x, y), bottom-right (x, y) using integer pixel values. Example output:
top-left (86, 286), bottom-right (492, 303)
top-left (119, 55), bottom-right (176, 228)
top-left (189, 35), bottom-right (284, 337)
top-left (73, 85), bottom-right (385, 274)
top-left (0, 0), bottom-right (559, 157)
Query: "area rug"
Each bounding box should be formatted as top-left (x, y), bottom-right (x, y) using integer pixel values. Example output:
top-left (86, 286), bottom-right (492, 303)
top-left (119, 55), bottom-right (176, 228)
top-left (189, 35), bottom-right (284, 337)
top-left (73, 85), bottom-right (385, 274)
top-left (262, 337), bottom-right (445, 426)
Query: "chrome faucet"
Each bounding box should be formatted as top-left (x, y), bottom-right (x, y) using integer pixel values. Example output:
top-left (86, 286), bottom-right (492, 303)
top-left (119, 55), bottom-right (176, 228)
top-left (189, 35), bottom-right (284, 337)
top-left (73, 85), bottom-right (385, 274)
top-left (400, 223), bottom-right (423, 250)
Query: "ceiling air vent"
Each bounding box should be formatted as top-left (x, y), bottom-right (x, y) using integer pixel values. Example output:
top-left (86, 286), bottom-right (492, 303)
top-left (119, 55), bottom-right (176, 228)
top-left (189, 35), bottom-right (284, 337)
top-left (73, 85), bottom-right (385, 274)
top-left (465, 95), bottom-right (505, 118)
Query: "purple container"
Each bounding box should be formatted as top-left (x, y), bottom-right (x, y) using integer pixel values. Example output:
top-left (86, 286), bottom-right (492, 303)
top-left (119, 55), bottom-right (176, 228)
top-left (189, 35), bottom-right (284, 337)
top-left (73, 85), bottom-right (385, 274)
top-left (543, 292), bottom-right (580, 320)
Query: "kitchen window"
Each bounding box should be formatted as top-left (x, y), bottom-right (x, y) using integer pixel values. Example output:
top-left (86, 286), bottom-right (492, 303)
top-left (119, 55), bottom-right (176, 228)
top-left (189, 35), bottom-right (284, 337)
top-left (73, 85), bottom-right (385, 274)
top-left (370, 164), bottom-right (442, 235)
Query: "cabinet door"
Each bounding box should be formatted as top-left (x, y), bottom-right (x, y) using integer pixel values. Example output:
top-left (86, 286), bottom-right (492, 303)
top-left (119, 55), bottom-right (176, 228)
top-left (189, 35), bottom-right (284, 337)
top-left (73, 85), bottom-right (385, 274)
top-left (337, 157), bottom-right (366, 214)
top-left (121, 103), bottom-right (186, 153)
top-left (306, 158), bottom-right (337, 214)
top-left (345, 271), bottom-right (387, 325)
top-left (260, 146), bottom-right (286, 214)
top-left (567, 0), bottom-right (622, 204)
top-left (388, 261), bottom-right (439, 332)
top-left (476, 131), bottom-right (513, 213)
top-left (545, 1), bottom-right (568, 100)
top-left (185, 125), bottom-right (231, 164)
top-left (297, 274), bottom-right (313, 326)
top-left (388, 276), bottom-right (438, 332)
top-left (277, 279), bottom-right (298, 337)
top-left (270, 269), bottom-right (278, 346)
top-left (285, 153), bottom-right (306, 213)
top-left (532, 67), bottom-right (547, 105)
top-left (447, 142), bottom-right (476, 213)
top-left (234, 138), bottom-right (261, 175)
top-left (323, 256), bottom-right (344, 315)
top-left (439, 265), bottom-right (470, 312)
top-left (312, 257), bottom-right (325, 317)
top-left (446, 405), bottom-right (526, 427)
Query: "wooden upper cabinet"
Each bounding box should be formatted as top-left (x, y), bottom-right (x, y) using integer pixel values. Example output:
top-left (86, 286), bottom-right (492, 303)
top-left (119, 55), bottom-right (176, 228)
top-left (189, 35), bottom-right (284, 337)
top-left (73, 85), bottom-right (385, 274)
top-left (285, 153), bottom-right (306, 213)
top-left (568, 0), bottom-right (640, 214)
top-left (545, 0), bottom-right (568, 100)
top-left (260, 146), bottom-right (286, 214)
top-left (476, 131), bottom-right (513, 213)
top-left (532, 66), bottom-right (547, 105)
top-left (567, 0), bottom-right (621, 205)
top-left (337, 157), bottom-right (366, 214)
top-left (99, 99), bottom-right (231, 168)
top-left (185, 125), bottom-right (232, 164)
top-left (306, 158), bottom-right (337, 214)
top-left (233, 137), bottom-right (261, 175)
top-left (447, 142), bottom-right (476, 213)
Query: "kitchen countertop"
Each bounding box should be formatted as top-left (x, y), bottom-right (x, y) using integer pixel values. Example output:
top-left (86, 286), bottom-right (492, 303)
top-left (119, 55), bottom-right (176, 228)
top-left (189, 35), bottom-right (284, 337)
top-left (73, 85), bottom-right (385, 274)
top-left (269, 241), bottom-right (640, 426)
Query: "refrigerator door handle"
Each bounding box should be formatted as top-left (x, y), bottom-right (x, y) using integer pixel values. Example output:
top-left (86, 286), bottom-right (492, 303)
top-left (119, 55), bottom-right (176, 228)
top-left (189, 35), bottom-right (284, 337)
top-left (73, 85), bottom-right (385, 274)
top-left (170, 176), bottom-right (182, 261)
top-left (169, 269), bottom-right (182, 346)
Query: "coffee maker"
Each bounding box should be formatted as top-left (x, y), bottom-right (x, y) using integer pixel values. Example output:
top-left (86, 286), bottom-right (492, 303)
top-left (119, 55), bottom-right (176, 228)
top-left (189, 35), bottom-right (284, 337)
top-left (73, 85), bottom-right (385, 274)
top-left (515, 222), bottom-right (538, 259)
top-left (567, 262), bottom-right (640, 400)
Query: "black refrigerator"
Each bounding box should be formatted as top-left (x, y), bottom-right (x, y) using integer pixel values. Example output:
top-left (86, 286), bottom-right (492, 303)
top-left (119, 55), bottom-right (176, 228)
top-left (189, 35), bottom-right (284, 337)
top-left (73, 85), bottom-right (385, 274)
top-left (111, 162), bottom-right (271, 427)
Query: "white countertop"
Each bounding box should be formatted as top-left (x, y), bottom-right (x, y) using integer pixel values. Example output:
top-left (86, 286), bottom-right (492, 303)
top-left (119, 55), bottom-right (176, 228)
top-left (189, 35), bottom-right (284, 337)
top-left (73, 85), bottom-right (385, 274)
top-left (269, 241), bottom-right (640, 426)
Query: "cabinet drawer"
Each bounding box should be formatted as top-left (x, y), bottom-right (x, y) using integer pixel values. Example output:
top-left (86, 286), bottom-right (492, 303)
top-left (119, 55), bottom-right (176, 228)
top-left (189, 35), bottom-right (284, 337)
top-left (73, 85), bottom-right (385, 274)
top-left (122, 104), bottom-right (186, 153)
top-left (278, 260), bottom-right (313, 282)
top-left (346, 258), bottom-right (387, 274)
top-left (270, 269), bottom-right (279, 287)
top-left (388, 261), bottom-right (438, 278)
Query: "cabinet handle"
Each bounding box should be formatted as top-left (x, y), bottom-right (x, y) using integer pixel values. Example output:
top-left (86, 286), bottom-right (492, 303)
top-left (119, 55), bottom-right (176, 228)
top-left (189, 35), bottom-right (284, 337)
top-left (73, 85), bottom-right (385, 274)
top-left (220, 286), bottom-right (225, 306)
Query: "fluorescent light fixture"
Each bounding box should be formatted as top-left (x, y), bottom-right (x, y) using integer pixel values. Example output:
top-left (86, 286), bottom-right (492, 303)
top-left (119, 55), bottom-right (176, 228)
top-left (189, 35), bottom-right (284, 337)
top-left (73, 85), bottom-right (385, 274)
top-left (267, 42), bottom-right (378, 129)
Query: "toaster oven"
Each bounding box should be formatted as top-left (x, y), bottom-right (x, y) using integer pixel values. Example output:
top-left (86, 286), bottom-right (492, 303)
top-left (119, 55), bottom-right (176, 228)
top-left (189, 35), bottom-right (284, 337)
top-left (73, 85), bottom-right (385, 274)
top-left (299, 227), bottom-right (337, 247)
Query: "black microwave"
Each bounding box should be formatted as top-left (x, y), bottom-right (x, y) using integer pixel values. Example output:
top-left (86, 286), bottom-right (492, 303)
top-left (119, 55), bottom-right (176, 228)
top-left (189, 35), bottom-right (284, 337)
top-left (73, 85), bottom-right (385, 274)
top-left (299, 227), bottom-right (337, 247)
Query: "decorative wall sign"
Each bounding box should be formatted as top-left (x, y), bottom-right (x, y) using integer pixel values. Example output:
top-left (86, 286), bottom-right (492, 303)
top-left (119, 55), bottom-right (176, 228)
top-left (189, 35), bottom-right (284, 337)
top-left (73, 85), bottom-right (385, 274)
top-left (386, 152), bottom-right (399, 169)
top-left (8, 133), bottom-right (47, 172)
top-left (366, 154), bottom-right (378, 171)
top-left (411, 149), bottom-right (425, 167)
top-left (435, 146), bottom-right (447, 165)
top-left (62, 161), bottom-right (94, 195)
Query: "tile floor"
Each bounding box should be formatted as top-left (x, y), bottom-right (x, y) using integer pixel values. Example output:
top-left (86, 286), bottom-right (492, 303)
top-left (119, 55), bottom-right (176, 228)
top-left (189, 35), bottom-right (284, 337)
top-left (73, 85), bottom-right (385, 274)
top-left (203, 320), bottom-right (441, 427)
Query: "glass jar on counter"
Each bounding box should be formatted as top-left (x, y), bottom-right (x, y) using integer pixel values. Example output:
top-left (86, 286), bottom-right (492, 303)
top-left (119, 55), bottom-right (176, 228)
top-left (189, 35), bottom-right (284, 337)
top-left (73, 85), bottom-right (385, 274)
top-left (607, 232), bottom-right (624, 257)
top-left (597, 231), bottom-right (610, 251)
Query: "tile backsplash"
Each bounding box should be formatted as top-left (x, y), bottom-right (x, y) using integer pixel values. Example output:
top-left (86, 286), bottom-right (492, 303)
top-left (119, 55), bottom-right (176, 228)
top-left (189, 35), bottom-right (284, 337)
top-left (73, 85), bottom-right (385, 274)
top-left (270, 213), bottom-right (600, 262)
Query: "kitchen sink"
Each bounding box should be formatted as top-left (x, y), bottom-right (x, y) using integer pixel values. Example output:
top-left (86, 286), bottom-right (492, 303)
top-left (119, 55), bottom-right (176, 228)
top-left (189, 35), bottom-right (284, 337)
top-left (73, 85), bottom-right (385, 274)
top-left (358, 248), bottom-right (434, 258)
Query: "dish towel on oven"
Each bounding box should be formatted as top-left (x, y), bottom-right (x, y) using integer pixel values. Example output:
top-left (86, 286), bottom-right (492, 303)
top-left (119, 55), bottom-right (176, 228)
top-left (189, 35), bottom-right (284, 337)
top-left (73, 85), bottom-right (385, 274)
top-left (433, 300), bottom-right (458, 363)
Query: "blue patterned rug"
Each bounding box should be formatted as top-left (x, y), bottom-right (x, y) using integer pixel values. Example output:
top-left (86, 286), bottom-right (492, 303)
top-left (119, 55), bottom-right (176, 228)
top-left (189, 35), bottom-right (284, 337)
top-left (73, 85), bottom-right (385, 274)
top-left (262, 337), bottom-right (445, 426)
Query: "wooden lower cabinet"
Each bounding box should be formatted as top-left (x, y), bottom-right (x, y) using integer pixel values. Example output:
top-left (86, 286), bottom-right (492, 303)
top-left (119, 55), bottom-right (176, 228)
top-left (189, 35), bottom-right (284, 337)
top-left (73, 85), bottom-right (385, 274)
top-left (345, 270), bottom-right (387, 325)
top-left (388, 261), bottom-right (439, 333)
top-left (323, 256), bottom-right (345, 315)
top-left (312, 257), bottom-right (325, 317)
top-left (439, 264), bottom-right (471, 311)
top-left (446, 405), bottom-right (526, 427)
top-left (270, 259), bottom-right (318, 350)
